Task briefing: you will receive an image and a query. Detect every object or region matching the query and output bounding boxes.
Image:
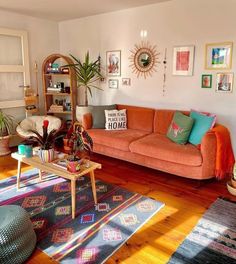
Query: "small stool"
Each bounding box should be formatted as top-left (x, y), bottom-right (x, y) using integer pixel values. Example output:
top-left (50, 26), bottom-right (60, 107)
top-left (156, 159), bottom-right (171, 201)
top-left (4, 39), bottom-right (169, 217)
top-left (0, 205), bottom-right (36, 264)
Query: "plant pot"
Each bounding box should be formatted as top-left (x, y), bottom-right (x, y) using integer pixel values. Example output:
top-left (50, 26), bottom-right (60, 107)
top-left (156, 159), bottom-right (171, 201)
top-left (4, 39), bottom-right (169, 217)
top-left (67, 159), bottom-right (82, 173)
top-left (63, 138), bottom-right (72, 153)
top-left (38, 148), bottom-right (54, 163)
top-left (76, 105), bottom-right (93, 122)
top-left (0, 135), bottom-right (11, 156)
top-left (231, 177), bottom-right (236, 188)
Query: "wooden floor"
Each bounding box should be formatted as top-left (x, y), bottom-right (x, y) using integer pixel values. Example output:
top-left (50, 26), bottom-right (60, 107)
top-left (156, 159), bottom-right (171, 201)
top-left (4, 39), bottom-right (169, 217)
top-left (0, 153), bottom-right (235, 264)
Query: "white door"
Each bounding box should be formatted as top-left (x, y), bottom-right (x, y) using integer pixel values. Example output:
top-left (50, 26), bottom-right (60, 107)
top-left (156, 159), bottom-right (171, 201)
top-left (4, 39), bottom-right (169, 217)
top-left (0, 28), bottom-right (30, 144)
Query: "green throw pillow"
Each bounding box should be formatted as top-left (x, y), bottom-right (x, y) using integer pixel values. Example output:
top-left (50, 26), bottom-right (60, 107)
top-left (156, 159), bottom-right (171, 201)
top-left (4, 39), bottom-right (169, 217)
top-left (92, 105), bottom-right (117, 128)
top-left (167, 111), bottom-right (194, 144)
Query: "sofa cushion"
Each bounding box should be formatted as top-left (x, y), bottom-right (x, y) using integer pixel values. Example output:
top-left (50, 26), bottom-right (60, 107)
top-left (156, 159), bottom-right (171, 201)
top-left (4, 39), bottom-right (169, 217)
top-left (88, 128), bottom-right (149, 152)
top-left (154, 109), bottom-right (190, 134)
top-left (91, 105), bottom-right (117, 129)
top-left (117, 105), bottom-right (155, 133)
top-left (188, 110), bottom-right (216, 145)
top-left (167, 111), bottom-right (194, 144)
top-left (129, 133), bottom-right (202, 166)
top-left (105, 109), bottom-right (127, 130)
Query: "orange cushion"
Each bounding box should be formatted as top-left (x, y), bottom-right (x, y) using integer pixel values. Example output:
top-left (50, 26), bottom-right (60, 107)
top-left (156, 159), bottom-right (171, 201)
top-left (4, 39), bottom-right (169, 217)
top-left (117, 104), bottom-right (154, 133)
top-left (88, 129), bottom-right (149, 152)
top-left (154, 109), bottom-right (190, 134)
top-left (129, 133), bottom-right (202, 166)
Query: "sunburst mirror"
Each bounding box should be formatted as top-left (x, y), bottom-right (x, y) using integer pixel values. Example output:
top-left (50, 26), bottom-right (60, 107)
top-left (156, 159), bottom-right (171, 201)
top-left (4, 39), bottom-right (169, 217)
top-left (129, 41), bottom-right (160, 78)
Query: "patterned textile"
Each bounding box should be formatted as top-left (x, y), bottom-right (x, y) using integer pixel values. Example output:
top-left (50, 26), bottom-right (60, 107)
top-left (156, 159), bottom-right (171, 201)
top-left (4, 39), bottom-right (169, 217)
top-left (0, 169), bottom-right (164, 264)
top-left (168, 198), bottom-right (236, 264)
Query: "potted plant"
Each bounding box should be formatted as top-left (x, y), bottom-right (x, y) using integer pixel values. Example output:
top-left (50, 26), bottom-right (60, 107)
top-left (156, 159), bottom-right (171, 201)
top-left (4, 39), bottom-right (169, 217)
top-left (27, 120), bottom-right (64, 163)
top-left (64, 52), bottom-right (104, 121)
top-left (66, 122), bottom-right (93, 173)
top-left (0, 110), bottom-right (15, 156)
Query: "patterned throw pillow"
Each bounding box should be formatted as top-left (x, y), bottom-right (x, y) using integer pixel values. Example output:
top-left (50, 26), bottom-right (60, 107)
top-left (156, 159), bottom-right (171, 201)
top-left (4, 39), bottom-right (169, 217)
top-left (167, 111), bottom-right (194, 144)
top-left (105, 109), bottom-right (127, 130)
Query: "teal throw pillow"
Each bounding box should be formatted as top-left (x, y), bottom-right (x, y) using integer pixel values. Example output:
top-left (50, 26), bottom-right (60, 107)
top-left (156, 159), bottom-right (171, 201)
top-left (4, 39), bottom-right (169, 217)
top-left (188, 111), bottom-right (215, 145)
top-left (92, 105), bottom-right (117, 128)
top-left (167, 111), bottom-right (194, 144)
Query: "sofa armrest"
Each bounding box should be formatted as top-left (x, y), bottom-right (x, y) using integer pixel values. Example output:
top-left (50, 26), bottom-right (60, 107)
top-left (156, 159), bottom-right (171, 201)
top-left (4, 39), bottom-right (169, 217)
top-left (200, 132), bottom-right (217, 178)
top-left (82, 113), bottom-right (93, 130)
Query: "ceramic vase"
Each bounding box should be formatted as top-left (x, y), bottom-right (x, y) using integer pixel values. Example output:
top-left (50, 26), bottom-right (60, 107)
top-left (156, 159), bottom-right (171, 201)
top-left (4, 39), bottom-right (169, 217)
top-left (39, 148), bottom-right (54, 163)
top-left (67, 159), bottom-right (81, 173)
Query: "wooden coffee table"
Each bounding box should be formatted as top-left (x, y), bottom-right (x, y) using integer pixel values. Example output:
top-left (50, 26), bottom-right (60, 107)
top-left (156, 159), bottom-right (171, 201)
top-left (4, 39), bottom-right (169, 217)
top-left (11, 152), bottom-right (102, 219)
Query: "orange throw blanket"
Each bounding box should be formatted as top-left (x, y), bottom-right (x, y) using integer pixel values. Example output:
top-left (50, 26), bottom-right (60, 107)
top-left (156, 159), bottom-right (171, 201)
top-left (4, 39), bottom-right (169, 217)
top-left (208, 125), bottom-right (235, 180)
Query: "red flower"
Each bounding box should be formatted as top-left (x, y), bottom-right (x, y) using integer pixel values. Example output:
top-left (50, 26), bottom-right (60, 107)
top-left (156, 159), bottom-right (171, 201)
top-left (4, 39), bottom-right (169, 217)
top-left (43, 120), bottom-right (49, 128)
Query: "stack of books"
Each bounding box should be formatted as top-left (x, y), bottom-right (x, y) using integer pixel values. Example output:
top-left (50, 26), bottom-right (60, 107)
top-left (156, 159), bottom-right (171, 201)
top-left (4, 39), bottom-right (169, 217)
top-left (47, 87), bottom-right (61, 93)
top-left (49, 104), bottom-right (64, 112)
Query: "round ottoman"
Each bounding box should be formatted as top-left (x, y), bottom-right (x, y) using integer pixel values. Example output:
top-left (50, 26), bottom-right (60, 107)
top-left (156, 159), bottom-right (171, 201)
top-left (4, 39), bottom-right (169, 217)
top-left (0, 205), bottom-right (36, 264)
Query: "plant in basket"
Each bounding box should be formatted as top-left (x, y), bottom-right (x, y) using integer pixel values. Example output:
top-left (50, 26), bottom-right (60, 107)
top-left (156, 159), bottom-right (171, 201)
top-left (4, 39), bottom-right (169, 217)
top-left (27, 120), bottom-right (64, 163)
top-left (66, 122), bottom-right (93, 173)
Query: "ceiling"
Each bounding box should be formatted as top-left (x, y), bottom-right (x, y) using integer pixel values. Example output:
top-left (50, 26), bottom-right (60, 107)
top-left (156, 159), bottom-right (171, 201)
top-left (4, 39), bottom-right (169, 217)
top-left (0, 0), bottom-right (170, 22)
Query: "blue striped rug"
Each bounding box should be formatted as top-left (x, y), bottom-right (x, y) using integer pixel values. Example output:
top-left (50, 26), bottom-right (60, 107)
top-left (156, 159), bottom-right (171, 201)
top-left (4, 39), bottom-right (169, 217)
top-left (168, 198), bottom-right (236, 264)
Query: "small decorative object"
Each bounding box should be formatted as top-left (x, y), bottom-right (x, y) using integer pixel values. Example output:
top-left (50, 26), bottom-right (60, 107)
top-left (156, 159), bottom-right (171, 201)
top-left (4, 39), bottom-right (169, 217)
top-left (201, 74), bottom-right (212, 88)
top-left (66, 122), bottom-right (93, 173)
top-left (172, 45), bottom-right (195, 76)
top-left (122, 78), bottom-right (131, 86)
top-left (26, 119), bottom-right (64, 163)
top-left (205, 42), bottom-right (233, 70)
top-left (109, 79), bottom-right (119, 89)
top-left (162, 48), bottom-right (167, 96)
top-left (129, 41), bottom-right (160, 78)
top-left (106, 50), bottom-right (121, 76)
top-left (60, 67), bottom-right (69, 74)
top-left (216, 72), bottom-right (233, 93)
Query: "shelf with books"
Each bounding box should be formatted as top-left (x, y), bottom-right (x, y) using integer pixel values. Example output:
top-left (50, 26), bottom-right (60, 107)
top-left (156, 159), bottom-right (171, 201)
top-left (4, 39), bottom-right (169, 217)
top-left (42, 54), bottom-right (77, 123)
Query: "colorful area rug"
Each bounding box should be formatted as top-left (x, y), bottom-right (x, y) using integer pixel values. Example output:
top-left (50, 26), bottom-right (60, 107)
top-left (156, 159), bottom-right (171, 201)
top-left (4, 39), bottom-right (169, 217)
top-left (168, 198), bottom-right (236, 264)
top-left (0, 169), bottom-right (164, 264)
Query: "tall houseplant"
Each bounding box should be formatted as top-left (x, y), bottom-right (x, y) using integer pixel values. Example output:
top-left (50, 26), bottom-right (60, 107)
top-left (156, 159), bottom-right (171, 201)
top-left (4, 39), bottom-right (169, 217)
top-left (0, 110), bottom-right (15, 156)
top-left (66, 52), bottom-right (104, 106)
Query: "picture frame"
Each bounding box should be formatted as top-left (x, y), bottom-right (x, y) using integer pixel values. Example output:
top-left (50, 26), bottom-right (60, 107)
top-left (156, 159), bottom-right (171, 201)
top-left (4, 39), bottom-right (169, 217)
top-left (108, 79), bottom-right (119, 89)
top-left (201, 74), bottom-right (212, 88)
top-left (205, 42), bottom-right (233, 70)
top-left (172, 45), bottom-right (195, 76)
top-left (106, 50), bottom-right (121, 76)
top-left (216, 72), bottom-right (233, 93)
top-left (122, 78), bottom-right (131, 86)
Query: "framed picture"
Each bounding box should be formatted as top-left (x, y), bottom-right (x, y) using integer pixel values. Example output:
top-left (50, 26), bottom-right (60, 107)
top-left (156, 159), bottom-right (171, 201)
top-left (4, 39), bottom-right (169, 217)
top-left (122, 78), bottom-right (131, 86)
top-left (106, 50), bottom-right (121, 76)
top-left (172, 45), bottom-right (195, 76)
top-left (108, 79), bottom-right (119, 89)
top-left (205, 42), bottom-right (233, 70)
top-left (201, 74), bottom-right (212, 88)
top-left (216, 72), bottom-right (233, 93)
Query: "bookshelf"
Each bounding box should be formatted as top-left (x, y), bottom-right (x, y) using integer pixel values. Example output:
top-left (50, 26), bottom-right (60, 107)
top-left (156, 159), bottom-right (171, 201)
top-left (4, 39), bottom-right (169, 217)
top-left (42, 54), bottom-right (77, 123)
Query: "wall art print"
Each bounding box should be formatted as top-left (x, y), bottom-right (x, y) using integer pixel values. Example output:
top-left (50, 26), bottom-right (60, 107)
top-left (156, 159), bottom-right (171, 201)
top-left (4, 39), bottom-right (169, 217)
top-left (106, 50), bottom-right (121, 76)
top-left (201, 74), bottom-right (212, 88)
top-left (172, 46), bottom-right (195, 76)
top-left (205, 42), bottom-right (233, 70)
top-left (216, 72), bottom-right (233, 93)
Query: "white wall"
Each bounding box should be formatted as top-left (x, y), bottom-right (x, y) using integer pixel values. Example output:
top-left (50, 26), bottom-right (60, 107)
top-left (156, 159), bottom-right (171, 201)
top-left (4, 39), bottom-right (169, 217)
top-left (0, 9), bottom-right (60, 112)
top-left (59, 0), bottom-right (236, 152)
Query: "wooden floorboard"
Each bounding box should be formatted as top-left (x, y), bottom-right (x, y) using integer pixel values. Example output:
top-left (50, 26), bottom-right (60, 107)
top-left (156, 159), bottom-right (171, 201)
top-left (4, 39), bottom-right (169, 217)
top-left (0, 152), bottom-right (235, 264)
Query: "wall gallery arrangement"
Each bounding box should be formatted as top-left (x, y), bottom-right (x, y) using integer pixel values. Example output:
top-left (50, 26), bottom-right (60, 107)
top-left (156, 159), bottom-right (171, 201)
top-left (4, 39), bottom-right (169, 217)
top-left (105, 40), bottom-right (234, 94)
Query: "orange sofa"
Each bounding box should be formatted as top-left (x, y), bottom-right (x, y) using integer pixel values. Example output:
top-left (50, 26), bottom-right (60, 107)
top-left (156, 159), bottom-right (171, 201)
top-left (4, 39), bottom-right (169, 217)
top-left (82, 105), bottom-right (217, 180)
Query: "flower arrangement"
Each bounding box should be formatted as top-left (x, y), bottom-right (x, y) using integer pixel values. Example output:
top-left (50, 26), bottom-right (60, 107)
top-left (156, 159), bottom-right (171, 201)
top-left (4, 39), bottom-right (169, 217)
top-left (27, 120), bottom-right (64, 150)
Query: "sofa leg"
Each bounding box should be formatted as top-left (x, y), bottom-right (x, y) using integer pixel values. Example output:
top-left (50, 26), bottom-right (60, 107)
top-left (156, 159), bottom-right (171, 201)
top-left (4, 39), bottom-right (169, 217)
top-left (194, 178), bottom-right (214, 189)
